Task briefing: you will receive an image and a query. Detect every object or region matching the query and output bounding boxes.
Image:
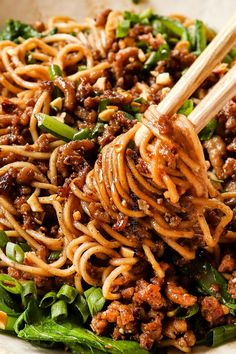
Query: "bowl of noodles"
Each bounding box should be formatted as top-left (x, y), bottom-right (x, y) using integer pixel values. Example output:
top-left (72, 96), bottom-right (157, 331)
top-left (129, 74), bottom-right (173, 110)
top-left (0, 0), bottom-right (235, 353)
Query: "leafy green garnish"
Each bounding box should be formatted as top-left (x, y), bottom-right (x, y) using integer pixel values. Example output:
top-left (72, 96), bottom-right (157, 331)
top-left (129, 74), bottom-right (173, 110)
top-left (143, 43), bottom-right (170, 70)
top-left (0, 19), bottom-right (41, 42)
top-left (84, 287), bottom-right (106, 316)
top-left (195, 20), bottom-right (206, 54)
top-left (199, 118), bottom-right (217, 141)
top-left (116, 20), bottom-right (131, 38)
top-left (198, 325), bottom-right (236, 347)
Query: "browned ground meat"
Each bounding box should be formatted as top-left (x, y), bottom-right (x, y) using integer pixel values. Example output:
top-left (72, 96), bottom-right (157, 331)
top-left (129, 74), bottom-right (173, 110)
top-left (201, 296), bottom-right (225, 325)
top-left (165, 278), bottom-right (197, 307)
top-left (204, 136), bottom-right (226, 179)
top-left (163, 318), bottom-right (188, 339)
top-left (228, 271), bottom-right (236, 299)
top-left (218, 254), bottom-right (236, 273)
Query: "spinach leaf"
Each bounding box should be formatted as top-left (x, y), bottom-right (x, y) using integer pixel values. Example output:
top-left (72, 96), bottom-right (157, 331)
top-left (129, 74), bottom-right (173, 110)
top-left (198, 325), bottom-right (236, 347)
top-left (0, 19), bottom-right (41, 42)
top-left (18, 318), bottom-right (149, 353)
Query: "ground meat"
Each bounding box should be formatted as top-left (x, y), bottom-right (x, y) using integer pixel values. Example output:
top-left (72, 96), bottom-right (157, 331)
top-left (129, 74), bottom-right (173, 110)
top-left (0, 170), bottom-right (16, 194)
top-left (223, 158), bottom-right (236, 179)
top-left (133, 279), bottom-right (166, 310)
top-left (165, 278), bottom-right (197, 307)
top-left (54, 77), bottom-right (76, 111)
top-left (228, 271), bottom-right (236, 299)
top-left (139, 33), bottom-right (165, 50)
top-left (16, 167), bottom-right (35, 185)
top-left (218, 254), bottom-right (236, 273)
top-left (112, 47), bottom-right (139, 80)
top-left (201, 296), bottom-right (225, 325)
top-left (139, 315), bottom-right (163, 350)
top-left (164, 318), bottom-right (187, 339)
top-left (204, 136), bottom-right (226, 179)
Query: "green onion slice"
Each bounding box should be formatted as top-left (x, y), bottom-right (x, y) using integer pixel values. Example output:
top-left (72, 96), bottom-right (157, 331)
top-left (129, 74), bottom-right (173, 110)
top-left (73, 128), bottom-right (91, 141)
top-left (74, 294), bottom-right (90, 323)
top-left (39, 291), bottom-right (57, 308)
top-left (22, 281), bottom-right (37, 307)
top-left (199, 118), bottom-right (217, 141)
top-left (57, 284), bottom-right (78, 304)
top-left (178, 99), bottom-right (194, 116)
top-left (0, 274), bottom-right (22, 294)
top-left (0, 230), bottom-right (9, 248)
top-left (48, 64), bottom-right (63, 81)
top-left (116, 19), bottom-right (131, 38)
top-left (51, 300), bottom-right (68, 321)
top-left (6, 242), bottom-right (24, 264)
top-left (35, 113), bottom-right (78, 142)
top-left (84, 287), bottom-right (106, 316)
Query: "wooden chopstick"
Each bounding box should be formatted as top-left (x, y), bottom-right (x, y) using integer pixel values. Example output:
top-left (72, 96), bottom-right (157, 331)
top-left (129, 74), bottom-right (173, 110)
top-left (144, 14), bottom-right (236, 131)
top-left (188, 64), bottom-right (236, 133)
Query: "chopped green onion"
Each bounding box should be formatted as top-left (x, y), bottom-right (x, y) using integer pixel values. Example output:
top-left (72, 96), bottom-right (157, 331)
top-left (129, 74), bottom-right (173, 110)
top-left (78, 65), bottom-right (87, 71)
top-left (199, 118), bottom-right (217, 141)
top-left (84, 287), bottom-right (106, 316)
top-left (116, 20), bottom-right (131, 38)
top-left (152, 19), bottom-right (165, 36)
top-left (74, 294), bottom-right (90, 323)
top-left (198, 325), bottom-right (236, 347)
top-left (131, 0), bottom-right (142, 3)
top-left (134, 97), bottom-right (147, 104)
top-left (143, 43), bottom-right (170, 71)
top-left (18, 242), bottom-right (31, 252)
top-left (137, 41), bottom-right (148, 51)
top-left (123, 11), bottom-right (140, 25)
top-left (73, 128), bottom-right (91, 141)
top-left (50, 97), bottom-right (63, 112)
top-left (25, 51), bottom-right (36, 64)
top-left (6, 242), bottom-right (24, 264)
top-left (139, 8), bottom-right (153, 21)
top-left (39, 291), bottom-right (57, 308)
top-left (0, 230), bottom-right (9, 248)
top-left (177, 99), bottom-right (194, 116)
top-left (35, 113), bottom-right (78, 142)
top-left (91, 122), bottom-right (105, 138)
top-left (98, 98), bottom-right (109, 113)
top-left (187, 25), bottom-right (196, 50)
top-left (195, 20), bottom-right (206, 54)
top-left (22, 281), bottom-right (37, 307)
top-left (0, 274), bottom-right (22, 294)
top-left (135, 113), bottom-right (143, 122)
top-left (48, 64), bottom-right (63, 81)
top-left (158, 16), bottom-right (188, 40)
top-left (57, 284), bottom-right (78, 304)
top-left (48, 250), bottom-right (61, 263)
top-left (124, 111), bottom-right (136, 120)
top-left (51, 300), bottom-right (68, 321)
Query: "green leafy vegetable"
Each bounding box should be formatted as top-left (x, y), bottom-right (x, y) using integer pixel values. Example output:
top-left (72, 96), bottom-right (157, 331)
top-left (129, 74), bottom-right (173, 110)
top-left (18, 318), bottom-right (148, 353)
top-left (57, 285), bottom-right (78, 304)
top-left (177, 99), bottom-right (194, 116)
top-left (0, 230), bottom-right (9, 248)
top-left (0, 286), bottom-right (21, 317)
top-left (0, 19), bottom-right (41, 42)
top-left (124, 111), bottom-right (136, 120)
top-left (198, 325), bottom-right (236, 347)
top-left (78, 65), bottom-right (87, 71)
top-left (199, 118), bottom-right (217, 141)
top-left (84, 287), bottom-right (105, 316)
top-left (135, 113), bottom-right (143, 122)
top-left (175, 303), bottom-right (199, 319)
top-left (18, 242), bottom-right (31, 252)
top-left (25, 51), bottom-right (36, 64)
top-left (116, 20), bottom-right (131, 38)
top-left (14, 299), bottom-right (40, 334)
top-left (51, 300), bottom-right (68, 321)
top-left (152, 19), bottom-right (165, 36)
top-left (143, 43), bottom-right (170, 70)
top-left (195, 20), bottom-right (206, 54)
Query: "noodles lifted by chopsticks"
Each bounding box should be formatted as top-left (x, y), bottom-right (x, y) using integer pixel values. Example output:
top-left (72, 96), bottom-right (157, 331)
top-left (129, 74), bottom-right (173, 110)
top-left (0, 9), bottom-right (235, 353)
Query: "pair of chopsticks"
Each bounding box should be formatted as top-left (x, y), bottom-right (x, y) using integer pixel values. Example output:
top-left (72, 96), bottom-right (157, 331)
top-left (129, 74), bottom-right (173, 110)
top-left (144, 14), bottom-right (236, 133)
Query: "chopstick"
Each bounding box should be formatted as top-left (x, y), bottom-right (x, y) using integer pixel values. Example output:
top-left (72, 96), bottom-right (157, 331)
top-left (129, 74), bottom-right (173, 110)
top-left (144, 14), bottom-right (236, 132)
top-left (188, 64), bottom-right (236, 133)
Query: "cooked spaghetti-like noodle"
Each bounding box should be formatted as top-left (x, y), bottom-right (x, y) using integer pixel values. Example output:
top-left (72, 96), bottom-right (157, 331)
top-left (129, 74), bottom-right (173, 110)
top-left (0, 10), bottom-right (235, 353)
